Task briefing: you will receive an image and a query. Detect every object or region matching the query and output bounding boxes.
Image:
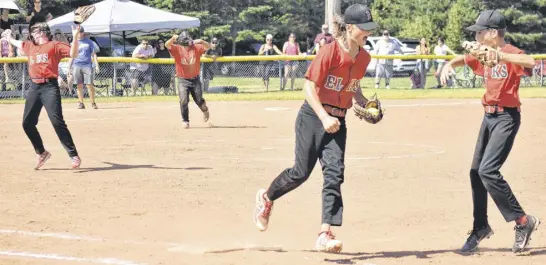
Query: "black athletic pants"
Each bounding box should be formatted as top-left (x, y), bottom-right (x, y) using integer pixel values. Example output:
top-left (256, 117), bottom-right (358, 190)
top-left (178, 76), bottom-right (208, 122)
top-left (266, 101), bottom-right (347, 226)
top-left (23, 79), bottom-right (78, 157)
top-left (470, 107), bottom-right (525, 228)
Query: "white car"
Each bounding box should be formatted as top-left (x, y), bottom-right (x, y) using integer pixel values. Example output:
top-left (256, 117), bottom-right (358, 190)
top-left (364, 36), bottom-right (417, 76)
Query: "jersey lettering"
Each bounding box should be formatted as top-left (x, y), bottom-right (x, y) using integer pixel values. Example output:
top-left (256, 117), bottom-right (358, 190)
top-left (490, 64), bottom-right (508, 79)
top-left (30, 53), bottom-right (49, 65)
top-left (324, 75), bottom-right (343, 91)
top-left (345, 79), bottom-right (360, 92)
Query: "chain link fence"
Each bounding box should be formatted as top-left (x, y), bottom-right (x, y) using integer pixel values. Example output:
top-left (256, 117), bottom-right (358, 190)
top-left (0, 56), bottom-right (545, 100)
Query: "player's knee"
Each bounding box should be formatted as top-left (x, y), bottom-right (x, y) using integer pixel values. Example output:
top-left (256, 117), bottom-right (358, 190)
top-left (470, 168), bottom-right (480, 178)
top-left (22, 120), bottom-right (35, 130)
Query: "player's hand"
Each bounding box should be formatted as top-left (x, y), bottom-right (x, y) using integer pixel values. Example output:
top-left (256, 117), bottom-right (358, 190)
top-left (321, 115), bottom-right (341, 134)
top-left (440, 63), bottom-right (454, 85)
top-left (71, 25), bottom-right (80, 39)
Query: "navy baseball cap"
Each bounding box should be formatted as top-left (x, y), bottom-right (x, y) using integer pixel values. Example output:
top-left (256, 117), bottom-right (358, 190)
top-left (79, 26), bottom-right (85, 33)
top-left (466, 10), bottom-right (506, 31)
top-left (344, 4), bottom-right (378, 31)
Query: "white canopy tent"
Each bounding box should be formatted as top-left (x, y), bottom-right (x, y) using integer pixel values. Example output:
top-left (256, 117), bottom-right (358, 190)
top-left (47, 0), bottom-right (200, 38)
top-left (0, 0), bottom-right (22, 14)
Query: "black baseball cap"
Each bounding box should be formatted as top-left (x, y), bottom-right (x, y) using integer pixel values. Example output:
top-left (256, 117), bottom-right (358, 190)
top-left (466, 10), bottom-right (506, 31)
top-left (344, 4), bottom-right (378, 31)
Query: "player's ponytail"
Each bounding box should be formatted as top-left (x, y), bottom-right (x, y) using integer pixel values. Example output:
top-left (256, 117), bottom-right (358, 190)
top-left (332, 15), bottom-right (347, 43)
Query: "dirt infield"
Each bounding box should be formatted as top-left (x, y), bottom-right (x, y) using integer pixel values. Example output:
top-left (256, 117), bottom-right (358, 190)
top-left (0, 98), bottom-right (545, 265)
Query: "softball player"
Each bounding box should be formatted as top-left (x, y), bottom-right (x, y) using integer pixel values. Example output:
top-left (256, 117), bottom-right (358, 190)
top-left (440, 10), bottom-right (539, 253)
top-left (6, 22), bottom-right (82, 169)
top-left (254, 4), bottom-right (377, 252)
top-left (165, 31), bottom-right (210, 129)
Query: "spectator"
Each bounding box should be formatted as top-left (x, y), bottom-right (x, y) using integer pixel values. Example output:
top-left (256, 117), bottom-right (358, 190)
top-left (15, 29), bottom-right (29, 91)
top-left (374, 30), bottom-right (404, 89)
top-left (313, 24), bottom-right (333, 50)
top-left (282, 33), bottom-right (303, 90)
top-left (412, 37), bottom-right (430, 89)
top-left (0, 29), bottom-right (12, 91)
top-left (69, 27), bottom-right (100, 109)
top-left (0, 9), bottom-right (14, 31)
top-left (52, 29), bottom-right (68, 43)
top-left (433, 37), bottom-right (456, 88)
top-left (313, 37), bottom-right (327, 54)
top-left (151, 38), bottom-right (173, 95)
top-left (130, 39), bottom-right (155, 95)
top-left (26, 0), bottom-right (53, 23)
top-left (202, 37), bottom-right (222, 93)
top-left (258, 34), bottom-right (282, 91)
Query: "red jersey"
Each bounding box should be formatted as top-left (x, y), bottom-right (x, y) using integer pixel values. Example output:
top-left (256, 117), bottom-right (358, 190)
top-left (305, 40), bottom-right (371, 109)
top-left (465, 44), bottom-right (533, 107)
top-left (22, 40), bottom-right (71, 79)
top-left (168, 43), bottom-right (206, 79)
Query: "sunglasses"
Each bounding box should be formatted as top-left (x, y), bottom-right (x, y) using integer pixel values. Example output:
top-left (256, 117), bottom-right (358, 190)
top-left (266, 39), bottom-right (272, 41)
top-left (383, 33), bottom-right (389, 35)
top-left (211, 42), bottom-right (217, 44)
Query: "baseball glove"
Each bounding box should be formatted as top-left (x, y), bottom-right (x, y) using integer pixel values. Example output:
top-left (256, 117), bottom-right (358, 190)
top-left (461, 41), bottom-right (503, 68)
top-left (74, 5), bottom-right (96, 24)
top-left (353, 93), bottom-right (384, 124)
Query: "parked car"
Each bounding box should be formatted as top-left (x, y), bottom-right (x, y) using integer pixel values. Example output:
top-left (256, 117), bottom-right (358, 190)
top-left (364, 36), bottom-right (417, 76)
top-left (398, 38), bottom-right (420, 50)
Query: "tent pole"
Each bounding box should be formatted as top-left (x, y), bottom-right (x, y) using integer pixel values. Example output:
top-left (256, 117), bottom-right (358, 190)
top-left (110, 32), bottom-right (116, 97)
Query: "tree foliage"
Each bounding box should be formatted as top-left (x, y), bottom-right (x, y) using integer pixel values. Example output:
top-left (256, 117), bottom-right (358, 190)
top-left (9, 0), bottom-right (545, 54)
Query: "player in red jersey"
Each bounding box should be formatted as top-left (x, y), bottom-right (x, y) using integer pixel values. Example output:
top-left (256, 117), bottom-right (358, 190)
top-left (440, 10), bottom-right (540, 253)
top-left (6, 20), bottom-right (82, 170)
top-left (253, 4), bottom-right (377, 252)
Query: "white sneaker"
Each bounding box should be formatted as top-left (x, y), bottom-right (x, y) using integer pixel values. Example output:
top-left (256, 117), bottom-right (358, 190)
top-left (315, 231), bottom-right (343, 253)
top-left (374, 84), bottom-right (379, 89)
top-left (254, 189), bottom-right (273, 231)
top-left (386, 85), bottom-right (391, 89)
top-left (183, 122), bottom-right (189, 129)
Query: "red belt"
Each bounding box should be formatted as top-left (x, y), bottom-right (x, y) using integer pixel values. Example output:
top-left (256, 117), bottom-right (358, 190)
top-left (32, 77), bottom-right (56, 84)
top-left (323, 104), bottom-right (346, 118)
top-left (484, 105), bottom-right (520, 114)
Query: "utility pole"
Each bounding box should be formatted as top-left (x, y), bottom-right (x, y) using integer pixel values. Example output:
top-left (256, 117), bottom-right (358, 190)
top-left (325, 0), bottom-right (341, 31)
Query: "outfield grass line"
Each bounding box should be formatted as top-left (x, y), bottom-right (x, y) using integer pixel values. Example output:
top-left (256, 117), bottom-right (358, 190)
top-left (1, 87), bottom-right (546, 105)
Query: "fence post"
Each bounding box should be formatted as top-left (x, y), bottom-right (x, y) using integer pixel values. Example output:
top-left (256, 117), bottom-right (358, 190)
top-left (540, 60), bottom-right (544, 86)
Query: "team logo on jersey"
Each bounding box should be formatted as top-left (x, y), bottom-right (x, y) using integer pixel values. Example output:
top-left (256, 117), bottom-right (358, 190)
top-left (325, 75), bottom-right (343, 91)
top-left (29, 53), bottom-right (49, 65)
top-left (489, 64), bottom-right (508, 79)
top-left (181, 50), bottom-right (196, 65)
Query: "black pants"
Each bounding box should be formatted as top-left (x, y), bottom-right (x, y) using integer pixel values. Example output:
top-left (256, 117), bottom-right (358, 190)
top-left (23, 79), bottom-right (78, 157)
top-left (178, 77), bottom-right (208, 122)
top-left (470, 108), bottom-right (525, 228)
top-left (267, 101), bottom-right (347, 226)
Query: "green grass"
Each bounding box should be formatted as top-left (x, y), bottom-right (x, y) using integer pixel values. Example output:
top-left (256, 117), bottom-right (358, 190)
top-left (2, 74), bottom-right (546, 104)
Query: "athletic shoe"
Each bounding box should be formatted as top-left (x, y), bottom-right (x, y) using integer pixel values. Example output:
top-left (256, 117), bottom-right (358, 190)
top-left (203, 109), bottom-right (209, 122)
top-left (92, 103), bottom-right (98, 109)
top-left (78, 102), bottom-right (85, 109)
top-left (316, 231), bottom-right (343, 253)
top-left (70, 156), bottom-right (81, 169)
top-left (183, 122), bottom-right (190, 129)
top-left (254, 189), bottom-right (273, 231)
top-left (513, 215), bottom-right (540, 253)
top-left (35, 151), bottom-right (51, 170)
top-left (461, 225), bottom-right (494, 252)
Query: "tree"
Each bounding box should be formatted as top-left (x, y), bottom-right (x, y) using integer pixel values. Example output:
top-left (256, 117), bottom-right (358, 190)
top-left (445, 0), bottom-right (481, 52)
top-left (486, 0), bottom-right (546, 52)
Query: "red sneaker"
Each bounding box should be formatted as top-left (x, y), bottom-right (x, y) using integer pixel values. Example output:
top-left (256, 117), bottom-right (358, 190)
top-left (35, 151), bottom-right (51, 170)
top-left (254, 189), bottom-right (273, 231)
top-left (70, 156), bottom-right (81, 169)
